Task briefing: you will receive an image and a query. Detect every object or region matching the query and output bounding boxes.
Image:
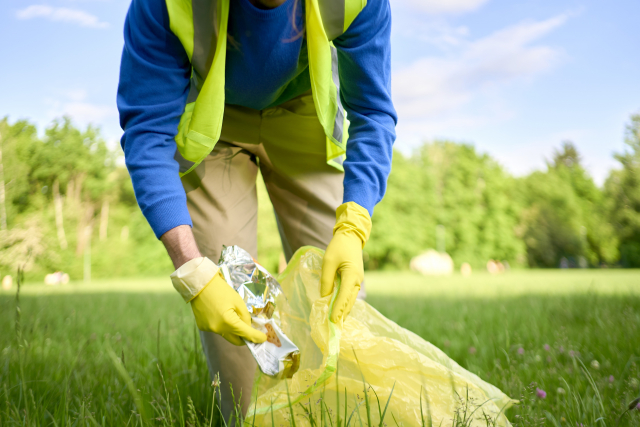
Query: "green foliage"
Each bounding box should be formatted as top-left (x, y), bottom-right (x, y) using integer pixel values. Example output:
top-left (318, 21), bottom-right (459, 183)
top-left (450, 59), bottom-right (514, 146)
top-left (0, 119), bottom-right (36, 220)
top-left (516, 142), bottom-right (618, 267)
top-left (17, 117), bottom-right (115, 203)
top-left (0, 116), bottom-right (171, 280)
top-left (0, 113), bottom-right (639, 277)
top-left (368, 141), bottom-right (525, 269)
top-left (604, 113), bottom-right (640, 267)
top-left (366, 150), bottom-right (434, 269)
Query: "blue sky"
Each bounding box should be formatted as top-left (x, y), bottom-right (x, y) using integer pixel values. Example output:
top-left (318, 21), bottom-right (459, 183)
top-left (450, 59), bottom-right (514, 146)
top-left (1, 0), bottom-right (638, 184)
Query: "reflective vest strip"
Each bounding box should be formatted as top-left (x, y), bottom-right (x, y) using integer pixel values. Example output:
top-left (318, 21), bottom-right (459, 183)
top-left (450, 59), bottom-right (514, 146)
top-left (186, 0), bottom-right (219, 103)
top-left (330, 45), bottom-right (345, 147)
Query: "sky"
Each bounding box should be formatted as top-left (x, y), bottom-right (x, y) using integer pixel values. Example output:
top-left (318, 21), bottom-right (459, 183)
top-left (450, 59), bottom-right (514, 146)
top-left (1, 0), bottom-right (638, 184)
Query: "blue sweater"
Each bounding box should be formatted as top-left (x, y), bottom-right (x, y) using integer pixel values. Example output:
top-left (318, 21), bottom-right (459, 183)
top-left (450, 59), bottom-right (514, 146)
top-left (118, 0), bottom-right (397, 239)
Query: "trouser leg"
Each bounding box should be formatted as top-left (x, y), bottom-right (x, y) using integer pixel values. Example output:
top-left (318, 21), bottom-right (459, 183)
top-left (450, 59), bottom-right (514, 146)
top-left (258, 138), bottom-right (368, 299)
top-left (181, 141), bottom-right (259, 421)
top-left (256, 93), bottom-right (367, 298)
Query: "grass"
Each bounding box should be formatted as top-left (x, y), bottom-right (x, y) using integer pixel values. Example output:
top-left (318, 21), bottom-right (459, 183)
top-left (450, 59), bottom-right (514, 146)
top-left (1, 269), bottom-right (640, 426)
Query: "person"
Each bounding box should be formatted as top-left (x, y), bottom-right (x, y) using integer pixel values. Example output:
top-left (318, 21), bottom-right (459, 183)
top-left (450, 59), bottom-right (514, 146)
top-left (117, 0), bottom-right (396, 418)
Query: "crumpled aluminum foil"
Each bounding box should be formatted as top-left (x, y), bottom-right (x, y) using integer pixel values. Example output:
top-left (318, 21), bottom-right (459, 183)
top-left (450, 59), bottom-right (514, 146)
top-left (218, 245), bottom-right (283, 318)
top-left (218, 245), bottom-right (300, 378)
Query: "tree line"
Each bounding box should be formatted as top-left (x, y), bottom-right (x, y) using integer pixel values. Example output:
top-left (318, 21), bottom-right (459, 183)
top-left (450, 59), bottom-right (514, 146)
top-left (1, 113), bottom-right (639, 280)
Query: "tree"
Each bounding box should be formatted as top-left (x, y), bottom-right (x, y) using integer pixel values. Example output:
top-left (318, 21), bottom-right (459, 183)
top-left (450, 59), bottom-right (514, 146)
top-left (0, 119), bottom-right (36, 224)
top-left (367, 141), bottom-right (525, 269)
top-left (419, 141), bottom-right (524, 267)
top-left (366, 150), bottom-right (435, 269)
top-left (605, 113), bottom-right (640, 267)
top-left (18, 117), bottom-right (114, 202)
top-left (518, 142), bottom-right (617, 267)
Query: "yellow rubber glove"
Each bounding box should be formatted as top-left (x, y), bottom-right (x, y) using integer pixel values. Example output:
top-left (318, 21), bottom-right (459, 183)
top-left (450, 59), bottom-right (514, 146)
top-left (320, 202), bottom-right (372, 323)
top-left (191, 271), bottom-right (267, 346)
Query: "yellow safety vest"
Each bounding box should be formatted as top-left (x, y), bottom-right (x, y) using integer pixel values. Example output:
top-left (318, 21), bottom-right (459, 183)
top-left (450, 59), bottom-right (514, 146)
top-left (165, 0), bottom-right (367, 176)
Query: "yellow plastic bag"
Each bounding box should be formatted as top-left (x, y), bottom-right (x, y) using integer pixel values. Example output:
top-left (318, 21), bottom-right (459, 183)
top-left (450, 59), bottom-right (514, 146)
top-left (247, 247), bottom-right (515, 426)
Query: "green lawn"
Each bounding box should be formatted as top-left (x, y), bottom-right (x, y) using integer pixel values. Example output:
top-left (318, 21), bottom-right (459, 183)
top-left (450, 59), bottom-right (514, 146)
top-left (1, 270), bottom-right (639, 426)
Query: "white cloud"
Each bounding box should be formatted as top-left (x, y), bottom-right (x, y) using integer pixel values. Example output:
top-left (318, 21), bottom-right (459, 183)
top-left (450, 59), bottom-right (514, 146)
top-left (45, 89), bottom-right (116, 130)
top-left (398, 0), bottom-right (489, 14)
top-left (392, 14), bottom-right (568, 141)
top-left (64, 89), bottom-right (89, 102)
top-left (44, 89), bottom-right (122, 146)
top-left (16, 5), bottom-right (109, 29)
top-left (60, 101), bottom-right (114, 124)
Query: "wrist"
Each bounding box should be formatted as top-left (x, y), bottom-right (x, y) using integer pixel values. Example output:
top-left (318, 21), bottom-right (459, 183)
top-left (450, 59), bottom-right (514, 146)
top-left (161, 225), bottom-right (202, 269)
top-left (333, 202), bottom-right (372, 248)
top-left (172, 251), bottom-right (202, 270)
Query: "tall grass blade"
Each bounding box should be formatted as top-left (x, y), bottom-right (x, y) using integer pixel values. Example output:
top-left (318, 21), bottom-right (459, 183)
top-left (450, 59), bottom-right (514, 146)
top-left (308, 398), bottom-right (316, 427)
top-left (378, 382), bottom-right (395, 426)
top-left (176, 385), bottom-right (185, 426)
top-left (14, 266), bottom-right (23, 344)
top-left (336, 362), bottom-right (340, 427)
top-left (422, 386), bottom-right (433, 427)
top-left (346, 396), bottom-right (364, 427)
top-left (157, 363), bottom-right (173, 425)
top-left (577, 358), bottom-right (606, 417)
top-left (344, 387), bottom-right (348, 427)
top-left (156, 319), bottom-right (161, 364)
top-left (370, 387), bottom-right (382, 420)
top-left (391, 412), bottom-right (401, 427)
top-left (323, 401), bottom-right (335, 427)
top-left (250, 389), bottom-right (258, 427)
top-left (320, 390), bottom-right (326, 427)
top-left (352, 349), bottom-right (371, 426)
top-left (420, 387), bottom-right (426, 427)
top-left (298, 399), bottom-right (317, 427)
top-left (105, 343), bottom-right (148, 423)
top-left (285, 380), bottom-right (298, 427)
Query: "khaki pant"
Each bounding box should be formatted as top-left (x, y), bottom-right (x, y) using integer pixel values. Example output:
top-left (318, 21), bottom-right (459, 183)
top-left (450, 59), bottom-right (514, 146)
top-left (181, 92), bottom-right (345, 420)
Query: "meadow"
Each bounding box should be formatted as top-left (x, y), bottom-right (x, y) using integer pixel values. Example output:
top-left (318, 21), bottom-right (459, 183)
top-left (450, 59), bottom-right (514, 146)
top-left (1, 269), bottom-right (639, 426)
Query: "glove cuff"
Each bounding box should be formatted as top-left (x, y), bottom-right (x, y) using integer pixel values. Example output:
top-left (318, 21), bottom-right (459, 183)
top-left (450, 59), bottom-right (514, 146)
top-left (170, 257), bottom-right (219, 303)
top-left (333, 202), bottom-right (372, 248)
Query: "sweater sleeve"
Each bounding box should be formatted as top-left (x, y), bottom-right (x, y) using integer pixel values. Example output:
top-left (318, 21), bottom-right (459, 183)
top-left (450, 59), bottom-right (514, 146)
top-left (117, 0), bottom-right (193, 238)
top-left (333, 0), bottom-right (397, 217)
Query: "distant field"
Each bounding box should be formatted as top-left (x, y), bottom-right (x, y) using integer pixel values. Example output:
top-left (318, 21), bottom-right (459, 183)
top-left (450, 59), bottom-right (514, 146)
top-left (1, 269), bottom-right (639, 426)
top-left (12, 268), bottom-right (640, 296)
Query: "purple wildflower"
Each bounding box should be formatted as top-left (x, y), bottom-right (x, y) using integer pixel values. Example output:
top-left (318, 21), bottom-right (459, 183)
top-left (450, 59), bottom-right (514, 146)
top-left (543, 344), bottom-right (551, 351)
top-left (518, 347), bottom-right (525, 355)
top-left (608, 375), bottom-right (614, 383)
top-left (536, 388), bottom-right (546, 399)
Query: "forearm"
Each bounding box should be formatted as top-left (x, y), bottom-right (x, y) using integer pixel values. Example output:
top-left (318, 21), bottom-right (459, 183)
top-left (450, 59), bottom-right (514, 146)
top-left (161, 225), bottom-right (202, 269)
